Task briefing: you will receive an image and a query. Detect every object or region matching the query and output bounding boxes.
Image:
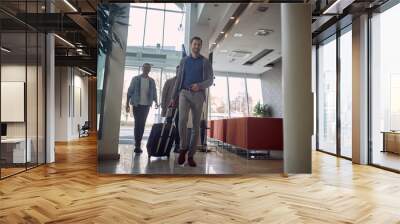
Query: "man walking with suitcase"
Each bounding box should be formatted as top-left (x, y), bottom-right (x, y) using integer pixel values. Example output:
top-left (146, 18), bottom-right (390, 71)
top-left (170, 36), bottom-right (214, 167)
top-left (161, 65), bottom-right (180, 153)
top-left (126, 63), bottom-right (159, 153)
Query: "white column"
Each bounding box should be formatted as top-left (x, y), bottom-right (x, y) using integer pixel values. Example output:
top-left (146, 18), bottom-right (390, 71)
top-left (98, 4), bottom-right (130, 160)
top-left (352, 15), bottom-right (369, 164)
top-left (46, 32), bottom-right (55, 163)
top-left (282, 3), bottom-right (313, 174)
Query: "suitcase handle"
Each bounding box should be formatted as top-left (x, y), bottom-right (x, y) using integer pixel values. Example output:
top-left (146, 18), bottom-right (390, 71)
top-left (155, 108), bottom-right (178, 155)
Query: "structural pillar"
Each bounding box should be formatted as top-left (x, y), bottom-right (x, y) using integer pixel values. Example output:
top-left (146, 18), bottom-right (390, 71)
top-left (282, 3), bottom-right (313, 173)
top-left (46, 31), bottom-right (55, 163)
top-left (98, 4), bottom-right (130, 160)
top-left (352, 14), bottom-right (369, 164)
top-left (45, 0), bottom-right (56, 163)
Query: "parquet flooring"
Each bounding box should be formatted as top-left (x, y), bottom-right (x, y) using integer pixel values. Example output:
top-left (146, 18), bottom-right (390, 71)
top-left (1, 135), bottom-right (400, 223)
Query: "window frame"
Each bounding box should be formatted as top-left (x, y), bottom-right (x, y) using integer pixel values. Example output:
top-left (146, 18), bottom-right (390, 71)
top-left (315, 24), bottom-right (353, 161)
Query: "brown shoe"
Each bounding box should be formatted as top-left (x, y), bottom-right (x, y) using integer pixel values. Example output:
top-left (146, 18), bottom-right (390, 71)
top-left (178, 150), bottom-right (187, 165)
top-left (188, 157), bottom-right (197, 167)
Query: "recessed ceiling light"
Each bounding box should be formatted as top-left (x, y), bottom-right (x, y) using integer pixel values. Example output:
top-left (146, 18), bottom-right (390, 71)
top-left (220, 49), bottom-right (228, 53)
top-left (212, 42), bottom-right (217, 45)
top-left (233, 33), bottom-right (243, 37)
top-left (257, 6), bottom-right (269, 12)
top-left (220, 31), bottom-right (224, 34)
top-left (230, 16), bottom-right (235, 20)
top-left (255, 29), bottom-right (273, 36)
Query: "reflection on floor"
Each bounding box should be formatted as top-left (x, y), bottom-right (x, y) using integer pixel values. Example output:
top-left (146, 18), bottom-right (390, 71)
top-left (372, 151), bottom-right (400, 171)
top-left (0, 167), bottom-right (25, 178)
top-left (99, 127), bottom-right (283, 174)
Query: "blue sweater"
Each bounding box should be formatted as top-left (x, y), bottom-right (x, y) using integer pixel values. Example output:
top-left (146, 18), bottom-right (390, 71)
top-left (182, 55), bottom-right (204, 89)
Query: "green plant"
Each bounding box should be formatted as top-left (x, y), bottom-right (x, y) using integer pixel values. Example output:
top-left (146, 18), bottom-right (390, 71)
top-left (97, 4), bottom-right (128, 55)
top-left (253, 102), bottom-right (271, 117)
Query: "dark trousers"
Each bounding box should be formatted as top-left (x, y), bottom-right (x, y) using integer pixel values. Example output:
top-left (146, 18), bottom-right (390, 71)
top-left (133, 105), bottom-right (150, 148)
top-left (174, 110), bottom-right (180, 148)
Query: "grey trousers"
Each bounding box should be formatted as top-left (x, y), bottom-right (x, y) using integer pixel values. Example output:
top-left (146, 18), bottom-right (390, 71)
top-left (178, 90), bottom-right (205, 157)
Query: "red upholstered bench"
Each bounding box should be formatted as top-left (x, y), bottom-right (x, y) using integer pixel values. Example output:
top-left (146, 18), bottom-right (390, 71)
top-left (213, 119), bottom-right (227, 143)
top-left (225, 117), bottom-right (283, 151)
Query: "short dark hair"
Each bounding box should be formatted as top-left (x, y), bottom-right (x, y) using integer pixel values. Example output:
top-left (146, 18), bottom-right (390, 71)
top-left (190, 36), bottom-right (202, 44)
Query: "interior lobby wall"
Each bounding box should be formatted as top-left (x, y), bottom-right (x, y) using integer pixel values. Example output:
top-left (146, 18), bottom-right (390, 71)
top-left (1, 64), bottom-right (42, 138)
top-left (260, 60), bottom-right (283, 118)
top-left (55, 66), bottom-right (89, 141)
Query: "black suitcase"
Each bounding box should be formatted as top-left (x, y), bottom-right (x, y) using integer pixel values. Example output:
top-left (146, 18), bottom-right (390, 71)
top-left (146, 108), bottom-right (177, 159)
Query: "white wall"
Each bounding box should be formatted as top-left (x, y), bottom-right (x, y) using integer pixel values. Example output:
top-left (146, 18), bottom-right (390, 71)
top-left (1, 63), bottom-right (46, 164)
top-left (55, 67), bottom-right (89, 141)
top-left (260, 61), bottom-right (283, 118)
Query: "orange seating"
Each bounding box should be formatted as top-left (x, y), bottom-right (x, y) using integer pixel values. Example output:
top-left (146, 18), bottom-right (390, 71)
top-left (213, 117), bottom-right (283, 151)
top-left (213, 119), bottom-right (227, 142)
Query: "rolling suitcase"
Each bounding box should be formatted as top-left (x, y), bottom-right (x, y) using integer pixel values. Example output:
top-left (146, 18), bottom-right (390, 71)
top-left (146, 108), bottom-right (178, 159)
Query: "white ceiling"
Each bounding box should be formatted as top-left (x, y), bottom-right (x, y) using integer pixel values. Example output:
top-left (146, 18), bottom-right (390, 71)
top-left (210, 3), bottom-right (281, 75)
top-left (197, 3), bottom-right (231, 30)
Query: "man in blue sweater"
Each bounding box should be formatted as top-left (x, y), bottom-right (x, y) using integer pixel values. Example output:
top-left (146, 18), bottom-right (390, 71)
top-left (170, 37), bottom-right (214, 167)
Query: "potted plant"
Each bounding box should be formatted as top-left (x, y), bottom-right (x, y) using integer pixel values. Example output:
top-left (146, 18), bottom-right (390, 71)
top-left (253, 102), bottom-right (271, 117)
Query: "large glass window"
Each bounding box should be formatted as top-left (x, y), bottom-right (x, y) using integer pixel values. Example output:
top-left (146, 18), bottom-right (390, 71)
top-left (163, 11), bottom-right (185, 51)
top-left (143, 10), bottom-right (164, 49)
top-left (370, 3), bottom-right (400, 171)
top-left (339, 29), bottom-right (352, 158)
top-left (208, 75), bottom-right (263, 119)
top-left (228, 77), bottom-right (248, 117)
top-left (246, 78), bottom-right (263, 115)
top-left (127, 3), bottom-right (185, 50)
top-left (317, 36), bottom-right (337, 154)
top-left (209, 76), bottom-right (229, 119)
top-left (127, 7), bottom-right (146, 47)
top-left (120, 3), bottom-right (186, 147)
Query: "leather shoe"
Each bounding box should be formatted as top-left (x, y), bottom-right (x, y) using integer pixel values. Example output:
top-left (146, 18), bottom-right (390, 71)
top-left (134, 147), bottom-right (143, 153)
top-left (188, 157), bottom-right (197, 167)
top-left (178, 150), bottom-right (187, 165)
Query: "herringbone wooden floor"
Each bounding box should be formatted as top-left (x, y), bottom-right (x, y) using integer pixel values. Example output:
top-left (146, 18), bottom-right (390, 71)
top-left (1, 135), bottom-right (400, 224)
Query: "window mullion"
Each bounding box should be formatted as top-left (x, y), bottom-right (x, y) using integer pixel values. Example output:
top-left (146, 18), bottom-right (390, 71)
top-left (162, 4), bottom-right (166, 49)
